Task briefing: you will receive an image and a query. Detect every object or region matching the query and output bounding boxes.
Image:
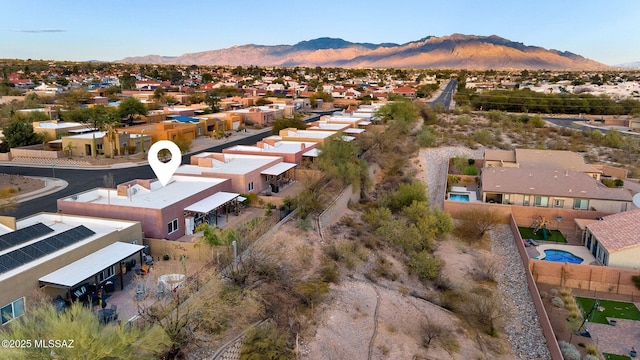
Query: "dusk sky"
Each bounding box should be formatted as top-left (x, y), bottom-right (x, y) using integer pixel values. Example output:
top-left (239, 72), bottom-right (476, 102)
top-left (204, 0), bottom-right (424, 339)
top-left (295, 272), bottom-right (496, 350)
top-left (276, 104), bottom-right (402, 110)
top-left (3, 0), bottom-right (639, 66)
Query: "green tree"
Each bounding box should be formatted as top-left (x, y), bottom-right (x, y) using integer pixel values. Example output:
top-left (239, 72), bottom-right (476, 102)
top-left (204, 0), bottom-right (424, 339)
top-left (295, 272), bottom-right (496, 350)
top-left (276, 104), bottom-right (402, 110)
top-left (316, 136), bottom-right (361, 189)
top-left (205, 90), bottom-right (221, 112)
top-left (2, 119), bottom-right (43, 148)
top-left (118, 97), bottom-right (147, 119)
top-left (270, 114), bottom-right (307, 135)
top-left (119, 73), bottom-right (136, 90)
top-left (0, 299), bottom-right (168, 359)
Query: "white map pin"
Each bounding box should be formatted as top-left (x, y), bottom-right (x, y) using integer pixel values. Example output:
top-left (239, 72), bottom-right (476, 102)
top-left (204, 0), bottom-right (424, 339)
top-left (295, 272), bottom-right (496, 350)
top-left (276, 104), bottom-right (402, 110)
top-left (148, 140), bottom-right (181, 186)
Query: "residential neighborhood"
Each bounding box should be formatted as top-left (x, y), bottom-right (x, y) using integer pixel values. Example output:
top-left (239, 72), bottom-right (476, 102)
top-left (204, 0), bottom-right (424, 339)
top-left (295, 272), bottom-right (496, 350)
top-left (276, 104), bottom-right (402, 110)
top-left (1, 58), bottom-right (640, 360)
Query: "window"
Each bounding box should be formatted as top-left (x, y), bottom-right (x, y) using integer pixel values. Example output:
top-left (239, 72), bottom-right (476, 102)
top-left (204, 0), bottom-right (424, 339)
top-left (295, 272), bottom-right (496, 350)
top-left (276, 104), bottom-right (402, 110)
top-left (265, 175), bottom-right (272, 182)
top-left (248, 182), bottom-right (254, 191)
top-left (98, 265), bottom-right (116, 283)
top-left (1, 298), bottom-right (25, 325)
top-left (503, 194), bottom-right (510, 205)
top-left (96, 143), bottom-right (103, 150)
top-left (554, 199), bottom-right (565, 208)
top-left (523, 195), bottom-right (530, 206)
top-left (573, 199), bottom-right (588, 210)
top-left (534, 196), bottom-right (549, 207)
top-left (167, 218), bottom-right (179, 234)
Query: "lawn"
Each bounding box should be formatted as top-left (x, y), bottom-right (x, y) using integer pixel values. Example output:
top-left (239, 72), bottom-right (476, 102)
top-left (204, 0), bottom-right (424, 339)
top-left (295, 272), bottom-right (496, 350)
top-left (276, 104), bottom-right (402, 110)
top-left (575, 297), bottom-right (640, 324)
top-left (603, 354), bottom-right (632, 360)
top-left (518, 226), bottom-right (567, 243)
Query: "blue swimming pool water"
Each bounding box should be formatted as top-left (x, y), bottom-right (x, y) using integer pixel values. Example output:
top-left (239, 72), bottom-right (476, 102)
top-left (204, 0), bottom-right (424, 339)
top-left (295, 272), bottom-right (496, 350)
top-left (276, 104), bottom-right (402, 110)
top-left (541, 249), bottom-right (583, 264)
top-left (449, 193), bottom-right (470, 202)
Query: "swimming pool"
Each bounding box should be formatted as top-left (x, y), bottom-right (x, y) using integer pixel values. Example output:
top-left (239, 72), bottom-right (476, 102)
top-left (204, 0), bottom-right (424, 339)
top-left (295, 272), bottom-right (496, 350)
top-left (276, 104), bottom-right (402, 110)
top-left (449, 193), bottom-right (470, 202)
top-left (538, 249), bottom-right (584, 264)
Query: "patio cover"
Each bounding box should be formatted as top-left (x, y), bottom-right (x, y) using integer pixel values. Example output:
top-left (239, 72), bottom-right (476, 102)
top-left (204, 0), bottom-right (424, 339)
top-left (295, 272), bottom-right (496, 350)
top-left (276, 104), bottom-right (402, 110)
top-left (261, 162), bottom-right (296, 176)
top-left (303, 148), bottom-right (321, 157)
top-left (39, 242), bottom-right (145, 288)
top-left (184, 191), bottom-right (239, 214)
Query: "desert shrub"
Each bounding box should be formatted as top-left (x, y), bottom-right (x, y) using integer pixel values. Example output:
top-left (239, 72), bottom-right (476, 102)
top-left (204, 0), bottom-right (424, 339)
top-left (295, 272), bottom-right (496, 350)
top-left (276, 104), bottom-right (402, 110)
top-left (376, 219), bottom-right (425, 253)
top-left (440, 332), bottom-right (460, 355)
top-left (614, 178), bottom-right (624, 187)
top-left (239, 321), bottom-right (294, 360)
top-left (583, 355), bottom-right (599, 360)
top-left (551, 297), bottom-right (565, 308)
top-left (558, 341), bottom-right (580, 360)
top-left (319, 258), bottom-right (340, 284)
top-left (417, 127), bottom-right (438, 147)
top-left (379, 181), bottom-right (427, 213)
top-left (455, 115), bottom-right (471, 126)
top-left (472, 129), bottom-right (493, 145)
top-left (293, 279), bottom-right (329, 308)
top-left (455, 208), bottom-right (503, 242)
top-left (459, 287), bottom-right (503, 337)
top-left (408, 250), bottom-right (441, 281)
top-left (585, 344), bottom-right (599, 356)
top-left (362, 207), bottom-right (393, 229)
top-left (366, 256), bottom-right (398, 282)
top-left (325, 240), bottom-right (369, 269)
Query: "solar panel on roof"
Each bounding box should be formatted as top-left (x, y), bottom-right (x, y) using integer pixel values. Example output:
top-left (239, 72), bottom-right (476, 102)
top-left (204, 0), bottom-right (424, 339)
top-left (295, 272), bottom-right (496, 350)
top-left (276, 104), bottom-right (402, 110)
top-left (0, 225), bottom-right (96, 275)
top-left (0, 223), bottom-right (54, 252)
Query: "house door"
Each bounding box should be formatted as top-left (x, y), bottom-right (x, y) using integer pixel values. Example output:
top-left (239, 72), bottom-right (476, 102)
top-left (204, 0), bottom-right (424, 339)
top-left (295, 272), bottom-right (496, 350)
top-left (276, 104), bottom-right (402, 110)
top-left (85, 144), bottom-right (91, 156)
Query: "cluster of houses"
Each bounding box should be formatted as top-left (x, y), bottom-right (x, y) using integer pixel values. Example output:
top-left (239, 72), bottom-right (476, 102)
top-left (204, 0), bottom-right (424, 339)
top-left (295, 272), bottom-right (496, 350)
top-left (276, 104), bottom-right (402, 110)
top-left (0, 105), bottom-right (378, 326)
top-left (445, 148), bottom-right (639, 269)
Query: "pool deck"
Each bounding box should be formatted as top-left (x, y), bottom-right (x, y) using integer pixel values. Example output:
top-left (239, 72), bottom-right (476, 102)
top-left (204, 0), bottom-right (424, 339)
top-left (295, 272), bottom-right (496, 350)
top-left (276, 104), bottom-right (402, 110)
top-left (527, 243), bottom-right (598, 265)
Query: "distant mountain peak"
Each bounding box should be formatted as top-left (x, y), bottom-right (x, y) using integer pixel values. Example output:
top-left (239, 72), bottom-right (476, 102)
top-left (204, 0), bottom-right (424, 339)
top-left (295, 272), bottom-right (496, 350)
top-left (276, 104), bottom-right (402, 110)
top-left (118, 34), bottom-right (610, 70)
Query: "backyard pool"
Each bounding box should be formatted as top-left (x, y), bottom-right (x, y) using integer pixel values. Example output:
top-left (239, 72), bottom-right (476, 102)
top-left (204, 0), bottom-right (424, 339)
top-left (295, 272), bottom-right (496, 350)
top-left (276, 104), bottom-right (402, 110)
top-left (449, 193), bottom-right (470, 202)
top-left (538, 249), bottom-right (584, 264)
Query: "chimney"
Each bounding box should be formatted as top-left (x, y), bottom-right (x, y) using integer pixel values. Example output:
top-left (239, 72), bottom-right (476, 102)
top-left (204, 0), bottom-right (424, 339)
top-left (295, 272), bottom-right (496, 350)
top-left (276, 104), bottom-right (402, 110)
top-left (301, 143), bottom-right (306, 150)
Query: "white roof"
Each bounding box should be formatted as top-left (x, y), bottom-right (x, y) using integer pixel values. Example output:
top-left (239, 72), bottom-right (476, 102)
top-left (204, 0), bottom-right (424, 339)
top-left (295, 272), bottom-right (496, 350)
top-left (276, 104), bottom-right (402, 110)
top-left (64, 131), bottom-right (106, 139)
top-left (39, 242), bottom-right (145, 288)
top-left (184, 191), bottom-right (239, 213)
top-left (261, 162), bottom-right (297, 176)
top-left (61, 176), bottom-right (227, 209)
top-left (35, 122), bottom-right (87, 129)
top-left (344, 128), bottom-right (365, 134)
top-left (303, 148), bottom-right (321, 157)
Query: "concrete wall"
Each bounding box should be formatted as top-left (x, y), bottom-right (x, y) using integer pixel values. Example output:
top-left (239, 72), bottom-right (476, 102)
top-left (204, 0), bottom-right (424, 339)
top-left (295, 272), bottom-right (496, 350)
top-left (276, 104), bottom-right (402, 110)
top-left (10, 144), bottom-right (64, 159)
top-left (0, 153), bottom-right (11, 161)
top-left (531, 260), bottom-right (640, 296)
top-left (145, 238), bottom-right (213, 262)
top-left (318, 184), bottom-right (360, 231)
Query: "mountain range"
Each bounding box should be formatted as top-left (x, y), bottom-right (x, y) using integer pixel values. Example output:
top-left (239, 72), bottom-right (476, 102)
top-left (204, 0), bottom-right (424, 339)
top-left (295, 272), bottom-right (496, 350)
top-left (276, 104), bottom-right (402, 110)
top-left (118, 34), bottom-right (610, 70)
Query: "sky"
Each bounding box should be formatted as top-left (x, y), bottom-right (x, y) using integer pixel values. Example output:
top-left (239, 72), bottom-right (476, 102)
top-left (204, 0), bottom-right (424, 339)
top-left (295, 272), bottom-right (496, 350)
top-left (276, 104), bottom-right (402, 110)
top-left (2, 0), bottom-right (640, 66)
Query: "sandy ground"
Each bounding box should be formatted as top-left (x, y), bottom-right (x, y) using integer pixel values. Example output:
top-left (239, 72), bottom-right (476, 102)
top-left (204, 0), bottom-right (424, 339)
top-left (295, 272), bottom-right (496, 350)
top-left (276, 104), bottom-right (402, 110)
top-left (0, 174), bottom-right (44, 194)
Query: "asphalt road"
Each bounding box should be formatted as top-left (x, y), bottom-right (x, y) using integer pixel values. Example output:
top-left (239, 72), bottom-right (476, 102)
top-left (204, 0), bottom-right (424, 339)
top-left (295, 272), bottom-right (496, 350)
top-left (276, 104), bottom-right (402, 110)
top-left (427, 79), bottom-right (458, 109)
top-left (0, 130), bottom-right (274, 219)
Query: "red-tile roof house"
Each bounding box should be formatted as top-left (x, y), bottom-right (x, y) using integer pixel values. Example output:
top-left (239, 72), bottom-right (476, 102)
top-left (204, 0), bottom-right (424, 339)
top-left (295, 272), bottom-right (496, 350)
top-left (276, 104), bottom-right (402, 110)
top-left (582, 208), bottom-right (640, 269)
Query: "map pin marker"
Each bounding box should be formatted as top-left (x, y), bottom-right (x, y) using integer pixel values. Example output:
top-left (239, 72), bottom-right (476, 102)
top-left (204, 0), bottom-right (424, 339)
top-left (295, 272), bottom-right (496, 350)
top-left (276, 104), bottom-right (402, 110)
top-left (148, 140), bottom-right (182, 186)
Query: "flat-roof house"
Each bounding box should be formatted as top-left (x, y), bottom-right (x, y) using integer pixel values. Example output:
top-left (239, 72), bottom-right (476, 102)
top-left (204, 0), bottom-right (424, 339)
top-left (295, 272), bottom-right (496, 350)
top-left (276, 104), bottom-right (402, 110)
top-left (226, 105), bottom-right (285, 126)
top-left (58, 176), bottom-right (233, 240)
top-left (481, 167), bottom-right (632, 213)
top-left (222, 140), bottom-right (318, 164)
top-left (0, 213), bottom-right (143, 326)
top-left (580, 208), bottom-right (640, 268)
top-left (33, 121), bottom-right (93, 139)
top-left (269, 128), bottom-right (338, 145)
top-left (177, 153), bottom-right (296, 194)
top-left (60, 131), bottom-right (151, 157)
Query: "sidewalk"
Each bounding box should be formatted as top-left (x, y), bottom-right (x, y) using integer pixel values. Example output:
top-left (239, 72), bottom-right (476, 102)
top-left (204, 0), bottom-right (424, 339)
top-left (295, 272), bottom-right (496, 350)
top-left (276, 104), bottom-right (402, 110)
top-left (14, 177), bottom-right (68, 203)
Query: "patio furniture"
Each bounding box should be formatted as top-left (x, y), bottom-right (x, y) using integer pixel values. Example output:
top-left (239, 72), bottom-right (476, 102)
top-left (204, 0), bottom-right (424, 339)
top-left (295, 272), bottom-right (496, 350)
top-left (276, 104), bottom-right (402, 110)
top-left (97, 308), bottom-right (115, 324)
top-left (135, 283), bottom-right (145, 301)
